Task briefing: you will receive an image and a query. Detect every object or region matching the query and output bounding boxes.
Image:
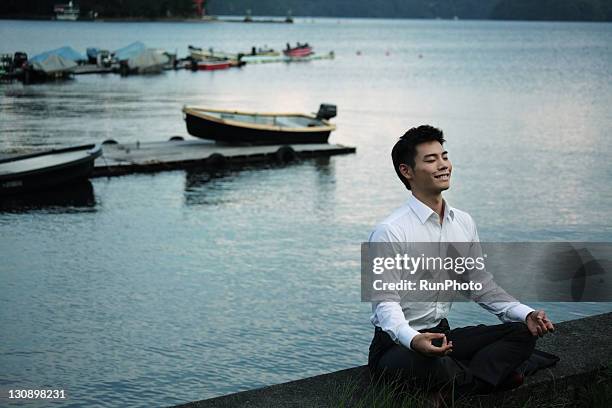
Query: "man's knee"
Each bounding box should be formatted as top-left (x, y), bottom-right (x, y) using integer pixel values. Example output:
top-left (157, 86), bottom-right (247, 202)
top-left (412, 355), bottom-right (467, 388)
top-left (377, 349), bottom-right (463, 386)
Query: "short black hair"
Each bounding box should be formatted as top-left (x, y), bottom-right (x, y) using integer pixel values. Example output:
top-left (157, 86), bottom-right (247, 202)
top-left (391, 125), bottom-right (445, 190)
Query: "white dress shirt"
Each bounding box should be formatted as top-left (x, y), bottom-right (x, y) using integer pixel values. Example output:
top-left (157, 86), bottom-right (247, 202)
top-left (369, 194), bottom-right (534, 350)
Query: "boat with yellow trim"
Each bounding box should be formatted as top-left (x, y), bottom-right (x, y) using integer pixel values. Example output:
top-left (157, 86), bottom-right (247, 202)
top-left (182, 104), bottom-right (337, 145)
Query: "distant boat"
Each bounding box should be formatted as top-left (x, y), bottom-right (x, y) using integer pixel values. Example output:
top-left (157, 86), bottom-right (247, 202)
top-left (114, 42), bottom-right (170, 75)
top-left (54, 1), bottom-right (80, 21)
top-left (188, 46), bottom-right (237, 61)
top-left (245, 46), bottom-right (280, 57)
top-left (283, 43), bottom-right (313, 58)
top-left (187, 46), bottom-right (244, 67)
top-left (182, 104), bottom-right (337, 145)
top-left (24, 47), bottom-right (85, 83)
top-left (28, 54), bottom-right (76, 80)
top-left (29, 46), bottom-right (85, 65)
top-left (0, 144), bottom-right (102, 196)
top-left (192, 60), bottom-right (232, 71)
top-left (126, 49), bottom-right (169, 74)
top-left (113, 41), bottom-right (146, 61)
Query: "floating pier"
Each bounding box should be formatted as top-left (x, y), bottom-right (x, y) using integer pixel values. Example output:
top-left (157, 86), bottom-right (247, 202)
top-left (73, 64), bottom-right (114, 75)
top-left (241, 51), bottom-right (334, 64)
top-left (93, 139), bottom-right (356, 178)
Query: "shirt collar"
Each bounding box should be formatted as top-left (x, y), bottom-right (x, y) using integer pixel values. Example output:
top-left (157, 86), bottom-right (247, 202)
top-left (407, 194), bottom-right (455, 224)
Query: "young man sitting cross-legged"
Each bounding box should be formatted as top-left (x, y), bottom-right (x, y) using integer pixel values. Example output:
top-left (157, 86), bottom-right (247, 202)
top-left (367, 125), bottom-right (555, 396)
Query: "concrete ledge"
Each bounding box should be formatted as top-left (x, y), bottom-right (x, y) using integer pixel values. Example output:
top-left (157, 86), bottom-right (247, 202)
top-left (174, 312), bottom-right (612, 407)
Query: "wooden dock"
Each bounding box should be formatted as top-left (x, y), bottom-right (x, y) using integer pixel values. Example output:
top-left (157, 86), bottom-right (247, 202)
top-left (73, 64), bottom-right (114, 75)
top-left (93, 139), bottom-right (356, 178)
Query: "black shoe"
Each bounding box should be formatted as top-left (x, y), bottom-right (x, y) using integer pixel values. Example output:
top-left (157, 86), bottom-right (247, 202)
top-left (495, 371), bottom-right (524, 392)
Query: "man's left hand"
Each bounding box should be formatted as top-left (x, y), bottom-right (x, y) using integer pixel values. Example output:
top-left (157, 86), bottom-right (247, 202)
top-left (526, 310), bottom-right (555, 337)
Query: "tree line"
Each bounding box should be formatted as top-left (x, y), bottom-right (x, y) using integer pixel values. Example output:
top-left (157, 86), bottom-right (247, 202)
top-left (0, 0), bottom-right (194, 19)
top-left (1, 0), bottom-right (611, 21)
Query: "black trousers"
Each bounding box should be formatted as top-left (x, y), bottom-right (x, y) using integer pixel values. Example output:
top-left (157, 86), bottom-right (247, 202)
top-left (368, 319), bottom-right (536, 389)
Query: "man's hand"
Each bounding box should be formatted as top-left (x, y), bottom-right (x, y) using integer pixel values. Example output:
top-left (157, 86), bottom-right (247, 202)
top-left (410, 333), bottom-right (453, 357)
top-left (526, 310), bottom-right (555, 337)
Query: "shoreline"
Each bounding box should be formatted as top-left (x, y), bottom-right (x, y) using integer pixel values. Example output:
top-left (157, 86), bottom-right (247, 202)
top-left (2, 15), bottom-right (610, 23)
top-left (0, 15), bottom-right (217, 23)
top-left (0, 15), bottom-right (292, 24)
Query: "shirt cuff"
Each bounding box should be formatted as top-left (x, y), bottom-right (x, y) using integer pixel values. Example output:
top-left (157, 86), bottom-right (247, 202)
top-left (506, 303), bottom-right (535, 323)
top-left (397, 323), bottom-right (420, 351)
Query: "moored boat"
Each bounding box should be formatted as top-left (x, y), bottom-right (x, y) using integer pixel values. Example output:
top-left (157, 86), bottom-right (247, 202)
top-left (24, 46), bottom-right (85, 83)
top-left (0, 144), bottom-right (102, 196)
top-left (113, 42), bottom-right (169, 75)
top-left (126, 49), bottom-right (169, 74)
top-left (188, 46), bottom-right (237, 61)
top-left (29, 46), bottom-right (85, 65)
top-left (187, 46), bottom-right (243, 68)
top-left (24, 54), bottom-right (77, 83)
top-left (113, 41), bottom-right (146, 61)
top-left (54, 1), bottom-right (80, 20)
top-left (283, 43), bottom-right (313, 58)
top-left (192, 60), bottom-right (232, 71)
top-left (182, 104), bottom-right (337, 145)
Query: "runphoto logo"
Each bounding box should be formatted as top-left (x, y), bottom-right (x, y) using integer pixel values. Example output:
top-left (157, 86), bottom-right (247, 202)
top-left (372, 279), bottom-right (484, 291)
top-left (371, 253), bottom-right (486, 275)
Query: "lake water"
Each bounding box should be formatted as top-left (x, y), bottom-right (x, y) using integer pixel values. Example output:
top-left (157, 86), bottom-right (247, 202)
top-left (1, 18), bottom-right (611, 407)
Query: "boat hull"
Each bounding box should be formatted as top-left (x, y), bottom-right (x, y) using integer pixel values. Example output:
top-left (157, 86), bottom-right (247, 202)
top-left (184, 112), bottom-right (331, 145)
top-left (283, 47), bottom-right (313, 57)
top-left (195, 61), bottom-right (231, 71)
top-left (0, 144), bottom-right (102, 196)
top-left (55, 14), bottom-right (79, 21)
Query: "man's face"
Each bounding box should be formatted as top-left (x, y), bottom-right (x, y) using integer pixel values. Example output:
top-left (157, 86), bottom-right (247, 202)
top-left (400, 141), bottom-right (452, 194)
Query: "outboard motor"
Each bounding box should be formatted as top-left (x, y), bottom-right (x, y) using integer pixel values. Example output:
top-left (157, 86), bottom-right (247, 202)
top-left (316, 104), bottom-right (337, 120)
top-left (97, 50), bottom-right (111, 68)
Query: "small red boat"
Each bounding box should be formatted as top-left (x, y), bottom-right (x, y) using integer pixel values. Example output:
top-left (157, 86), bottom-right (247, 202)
top-left (283, 43), bottom-right (313, 58)
top-left (194, 60), bottom-right (232, 70)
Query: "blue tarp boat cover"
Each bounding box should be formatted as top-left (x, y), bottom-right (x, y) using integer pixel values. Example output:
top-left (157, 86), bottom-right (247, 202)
top-left (113, 42), bottom-right (146, 61)
top-left (29, 46), bottom-right (85, 63)
top-left (31, 54), bottom-right (77, 73)
top-left (127, 49), bottom-right (169, 72)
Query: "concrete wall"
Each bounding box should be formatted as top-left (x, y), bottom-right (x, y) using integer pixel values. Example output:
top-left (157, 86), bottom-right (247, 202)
top-left (175, 312), bottom-right (612, 407)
